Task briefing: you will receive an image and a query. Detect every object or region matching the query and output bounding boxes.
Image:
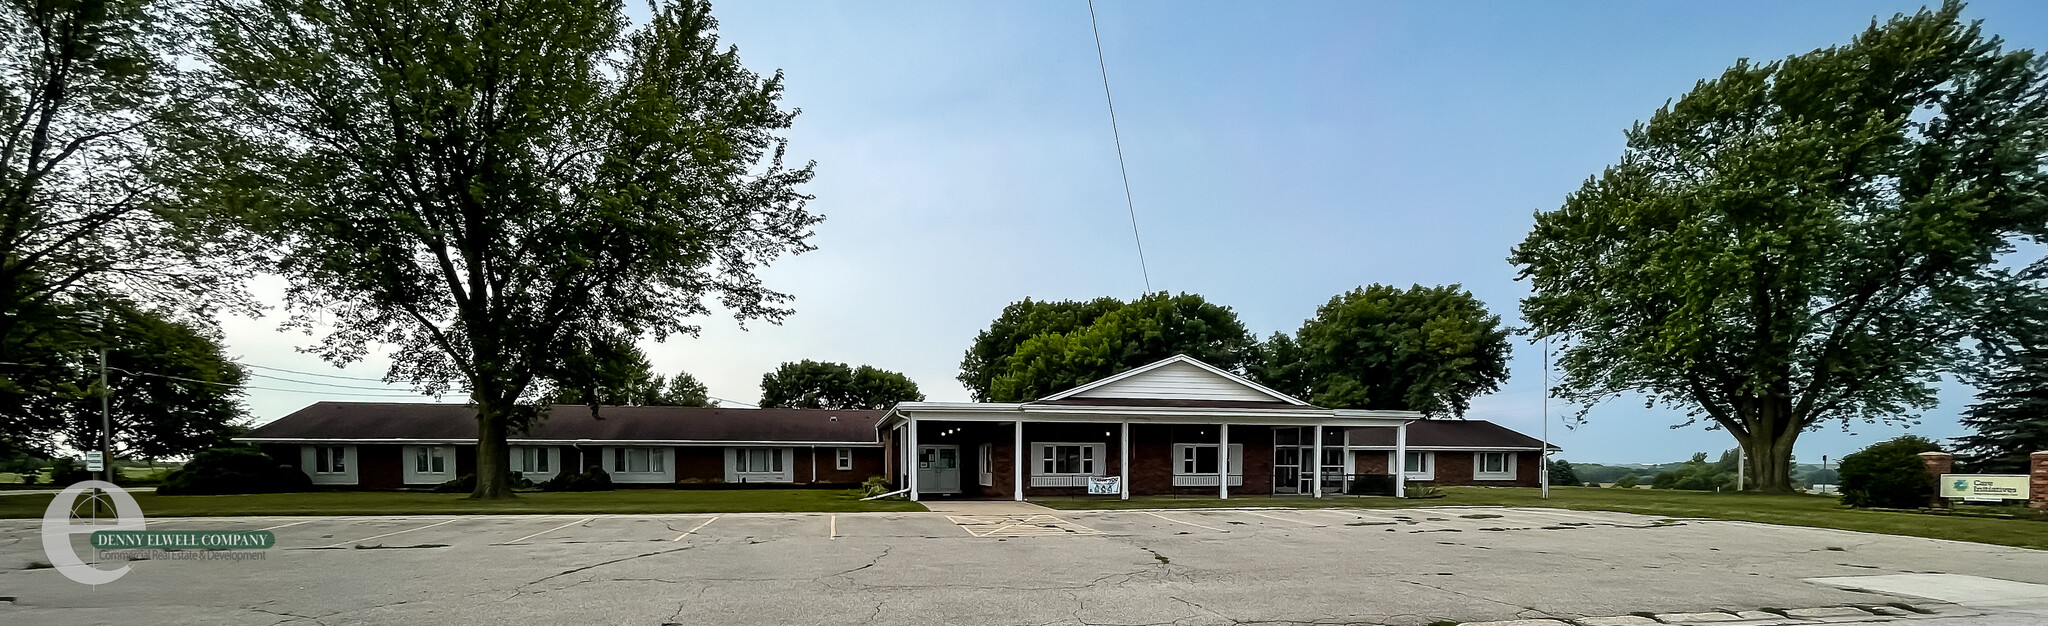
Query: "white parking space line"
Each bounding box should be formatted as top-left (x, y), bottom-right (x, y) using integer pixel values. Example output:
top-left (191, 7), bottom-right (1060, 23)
top-left (1238, 510), bottom-right (1326, 527)
top-left (259, 520), bottom-right (316, 531)
top-left (321, 518), bottom-right (459, 548)
top-left (501, 517), bottom-right (592, 545)
top-left (671, 515), bottom-right (719, 541)
top-left (1140, 511), bottom-right (1230, 533)
top-left (830, 515), bottom-right (837, 539)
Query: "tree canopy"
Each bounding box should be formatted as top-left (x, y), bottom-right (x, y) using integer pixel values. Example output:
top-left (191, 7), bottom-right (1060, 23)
top-left (984, 293), bottom-right (1258, 402)
top-left (545, 341), bottom-right (715, 408)
top-left (1508, 2), bottom-right (2048, 491)
top-left (1956, 346), bottom-right (2048, 473)
top-left (192, 0), bottom-right (816, 498)
top-left (1253, 284), bottom-right (1510, 416)
top-left (8, 300), bottom-right (248, 460)
top-left (957, 297), bottom-right (1124, 402)
top-left (0, 0), bottom-right (252, 454)
top-left (759, 360), bottom-right (923, 410)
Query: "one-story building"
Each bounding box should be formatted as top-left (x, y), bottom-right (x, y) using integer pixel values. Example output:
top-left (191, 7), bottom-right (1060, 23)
top-left (237, 355), bottom-right (1558, 498)
top-left (237, 403), bottom-right (887, 489)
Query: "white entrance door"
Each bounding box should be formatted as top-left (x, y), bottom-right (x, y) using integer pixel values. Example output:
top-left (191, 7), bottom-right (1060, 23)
top-left (917, 445), bottom-right (961, 494)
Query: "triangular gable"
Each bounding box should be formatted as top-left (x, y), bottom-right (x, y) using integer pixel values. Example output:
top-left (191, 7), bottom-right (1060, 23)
top-left (1037, 355), bottom-right (1310, 405)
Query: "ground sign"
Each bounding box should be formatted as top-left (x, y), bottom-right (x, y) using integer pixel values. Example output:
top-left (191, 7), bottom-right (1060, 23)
top-left (1939, 474), bottom-right (2030, 502)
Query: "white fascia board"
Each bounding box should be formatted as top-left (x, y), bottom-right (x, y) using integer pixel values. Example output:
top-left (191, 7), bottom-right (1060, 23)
top-left (1035, 355), bottom-right (1310, 405)
top-left (1347, 445), bottom-right (1549, 451)
top-left (1331, 409), bottom-right (1426, 420)
top-left (232, 437), bottom-right (882, 447)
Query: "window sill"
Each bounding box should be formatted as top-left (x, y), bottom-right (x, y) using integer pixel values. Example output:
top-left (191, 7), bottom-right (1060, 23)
top-left (1473, 474), bottom-right (1516, 481)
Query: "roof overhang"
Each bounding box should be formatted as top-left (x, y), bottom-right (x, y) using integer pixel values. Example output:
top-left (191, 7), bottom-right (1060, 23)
top-left (879, 401), bottom-right (1418, 430)
top-left (232, 437), bottom-right (883, 447)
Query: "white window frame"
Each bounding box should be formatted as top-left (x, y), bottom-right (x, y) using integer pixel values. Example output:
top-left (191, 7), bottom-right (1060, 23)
top-left (978, 443), bottom-right (994, 487)
top-left (1030, 442), bottom-right (1106, 487)
top-left (510, 446), bottom-right (560, 480)
top-left (724, 447), bottom-right (793, 483)
top-left (604, 446), bottom-right (673, 483)
top-left (1474, 452), bottom-right (1516, 481)
top-left (835, 448), bottom-right (854, 471)
top-left (1394, 451), bottom-right (1436, 481)
top-left (300, 445), bottom-right (357, 485)
top-left (401, 445), bottom-right (456, 485)
top-left (1170, 443), bottom-right (1243, 487)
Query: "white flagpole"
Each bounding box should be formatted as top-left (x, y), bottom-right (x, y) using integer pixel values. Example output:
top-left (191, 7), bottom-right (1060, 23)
top-left (1541, 338), bottom-right (1551, 499)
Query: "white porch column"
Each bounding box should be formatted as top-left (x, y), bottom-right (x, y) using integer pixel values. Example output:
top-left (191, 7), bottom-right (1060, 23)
top-left (907, 418), bottom-right (920, 501)
top-left (1341, 428), bottom-right (1352, 495)
top-left (1219, 423), bottom-right (1230, 500)
top-left (1119, 421), bottom-right (1131, 500)
top-left (1013, 420), bottom-right (1025, 502)
top-left (1393, 422), bottom-right (1408, 498)
top-left (1311, 426), bottom-right (1324, 498)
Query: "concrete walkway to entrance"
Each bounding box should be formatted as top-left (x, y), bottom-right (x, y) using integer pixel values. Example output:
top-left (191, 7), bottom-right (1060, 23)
top-left (917, 499), bottom-right (1059, 515)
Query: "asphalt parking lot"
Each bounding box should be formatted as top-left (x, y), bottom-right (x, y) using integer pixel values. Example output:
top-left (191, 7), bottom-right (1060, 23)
top-left (3, 505), bottom-right (2046, 625)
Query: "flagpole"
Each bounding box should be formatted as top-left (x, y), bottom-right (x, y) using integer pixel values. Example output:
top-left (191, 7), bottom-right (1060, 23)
top-left (1541, 337), bottom-right (1551, 499)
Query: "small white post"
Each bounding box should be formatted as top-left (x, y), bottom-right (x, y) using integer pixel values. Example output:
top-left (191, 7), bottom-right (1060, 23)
top-left (1393, 422), bottom-right (1408, 498)
top-left (1311, 426), bottom-right (1324, 498)
top-left (1219, 423), bottom-right (1230, 500)
top-left (1013, 420), bottom-right (1025, 502)
top-left (1119, 421), bottom-right (1131, 500)
top-left (907, 418), bottom-right (919, 501)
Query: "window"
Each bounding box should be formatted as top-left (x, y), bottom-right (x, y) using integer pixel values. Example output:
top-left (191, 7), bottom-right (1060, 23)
top-left (614, 447), bottom-right (664, 473)
top-left (415, 446), bottom-right (446, 474)
top-left (1476, 452), bottom-right (1512, 477)
top-left (512, 447), bottom-right (551, 474)
top-left (315, 446), bottom-right (346, 474)
top-left (734, 448), bottom-right (784, 473)
top-left (1039, 444), bottom-right (1098, 475)
top-left (835, 448), bottom-right (853, 471)
top-left (1172, 444), bottom-right (1245, 475)
top-left (1404, 451), bottom-right (1430, 473)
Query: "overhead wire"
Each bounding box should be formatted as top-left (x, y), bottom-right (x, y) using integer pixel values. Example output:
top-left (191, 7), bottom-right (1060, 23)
top-left (1087, 0), bottom-right (1153, 294)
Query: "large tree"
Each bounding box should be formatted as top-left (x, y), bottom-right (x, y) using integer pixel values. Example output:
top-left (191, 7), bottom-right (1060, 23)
top-left (957, 297), bottom-right (1124, 401)
top-left (1955, 346), bottom-right (2048, 473)
top-left (546, 340), bottom-right (715, 407)
top-left (986, 292), bottom-right (1258, 402)
top-left (0, 0), bottom-right (249, 447)
top-left (1254, 284), bottom-right (1510, 416)
top-left (194, 0), bottom-right (817, 498)
top-left (1510, 3), bottom-right (2048, 492)
top-left (759, 360), bottom-right (922, 410)
top-left (12, 299), bottom-right (248, 460)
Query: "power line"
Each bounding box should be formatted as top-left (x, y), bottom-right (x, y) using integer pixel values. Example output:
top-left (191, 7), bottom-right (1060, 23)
top-left (238, 362), bottom-right (397, 382)
top-left (245, 371), bottom-right (425, 391)
top-left (708, 396), bottom-right (759, 409)
top-left (112, 367), bottom-right (433, 397)
top-left (1087, 0), bottom-right (1153, 294)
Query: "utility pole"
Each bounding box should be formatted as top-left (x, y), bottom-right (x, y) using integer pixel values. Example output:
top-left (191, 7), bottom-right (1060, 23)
top-left (97, 302), bottom-right (112, 486)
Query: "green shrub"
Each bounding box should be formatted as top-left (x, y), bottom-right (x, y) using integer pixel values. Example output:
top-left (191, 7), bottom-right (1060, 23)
top-left (539, 466), bottom-right (614, 492)
top-left (1838, 435), bottom-right (1940, 509)
top-left (432, 473), bottom-right (477, 493)
top-left (156, 448), bottom-right (312, 495)
top-left (1612, 474), bottom-right (1639, 488)
top-left (48, 458), bottom-right (93, 485)
top-left (859, 475), bottom-right (894, 498)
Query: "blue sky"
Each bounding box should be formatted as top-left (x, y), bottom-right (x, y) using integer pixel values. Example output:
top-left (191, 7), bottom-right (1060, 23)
top-left (221, 1), bottom-right (2048, 465)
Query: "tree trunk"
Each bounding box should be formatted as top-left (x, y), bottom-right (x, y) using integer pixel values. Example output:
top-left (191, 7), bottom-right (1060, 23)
top-left (1737, 427), bottom-right (1799, 493)
top-left (469, 401), bottom-right (516, 500)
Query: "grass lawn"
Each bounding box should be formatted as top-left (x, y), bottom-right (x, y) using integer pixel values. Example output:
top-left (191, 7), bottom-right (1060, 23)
top-left (0, 488), bottom-right (924, 518)
top-left (1032, 486), bottom-right (2048, 551)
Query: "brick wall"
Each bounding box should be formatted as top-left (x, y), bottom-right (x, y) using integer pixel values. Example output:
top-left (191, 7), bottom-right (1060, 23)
top-left (2031, 451), bottom-right (2047, 511)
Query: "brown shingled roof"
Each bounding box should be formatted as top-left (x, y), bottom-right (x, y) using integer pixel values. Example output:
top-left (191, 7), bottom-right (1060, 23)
top-left (1345, 419), bottom-right (1556, 451)
top-left (241, 402), bottom-right (884, 445)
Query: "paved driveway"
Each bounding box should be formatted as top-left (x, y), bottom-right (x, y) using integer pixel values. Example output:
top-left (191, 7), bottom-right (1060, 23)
top-left (2, 506), bottom-right (2044, 625)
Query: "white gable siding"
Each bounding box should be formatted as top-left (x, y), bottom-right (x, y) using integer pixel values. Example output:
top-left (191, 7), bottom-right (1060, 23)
top-left (1069, 361), bottom-right (1276, 402)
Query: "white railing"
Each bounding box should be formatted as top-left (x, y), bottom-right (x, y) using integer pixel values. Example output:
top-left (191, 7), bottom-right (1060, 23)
top-left (1030, 475), bottom-right (1095, 488)
top-left (1171, 474), bottom-right (1243, 487)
